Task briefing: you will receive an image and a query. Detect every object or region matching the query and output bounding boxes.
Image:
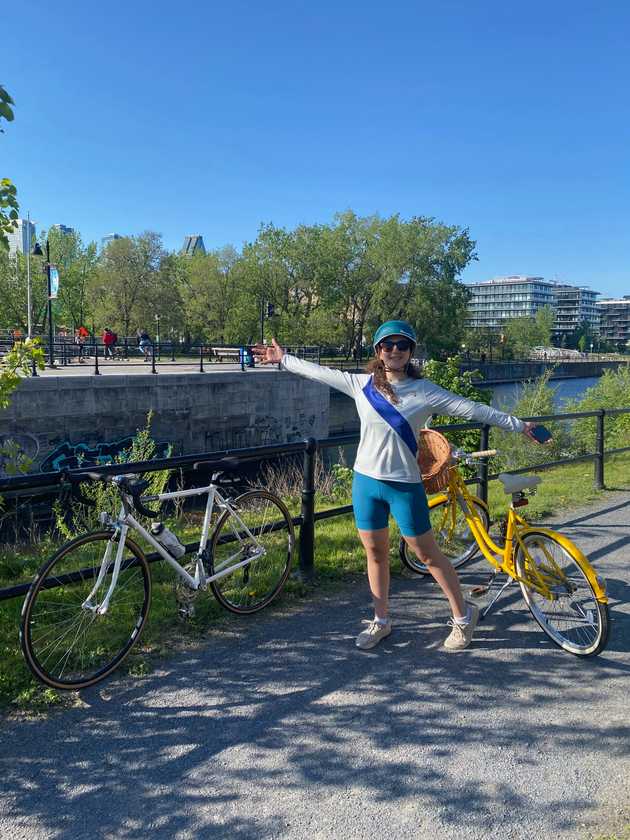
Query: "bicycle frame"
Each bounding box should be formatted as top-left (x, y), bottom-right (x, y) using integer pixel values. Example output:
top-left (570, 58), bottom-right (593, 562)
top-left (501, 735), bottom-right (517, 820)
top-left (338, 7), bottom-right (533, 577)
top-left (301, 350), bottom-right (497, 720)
top-left (83, 482), bottom-right (266, 614)
top-left (434, 467), bottom-right (607, 604)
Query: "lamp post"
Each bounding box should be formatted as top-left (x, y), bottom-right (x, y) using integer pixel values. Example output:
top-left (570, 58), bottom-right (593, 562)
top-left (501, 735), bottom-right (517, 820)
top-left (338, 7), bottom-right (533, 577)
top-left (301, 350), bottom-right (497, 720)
top-left (154, 313), bottom-right (161, 360)
top-left (32, 239), bottom-right (55, 367)
top-left (26, 211), bottom-right (35, 338)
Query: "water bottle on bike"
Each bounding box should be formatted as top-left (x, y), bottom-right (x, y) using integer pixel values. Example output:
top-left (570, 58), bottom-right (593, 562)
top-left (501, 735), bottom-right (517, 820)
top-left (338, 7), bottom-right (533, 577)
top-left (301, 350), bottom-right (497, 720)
top-left (150, 522), bottom-right (186, 558)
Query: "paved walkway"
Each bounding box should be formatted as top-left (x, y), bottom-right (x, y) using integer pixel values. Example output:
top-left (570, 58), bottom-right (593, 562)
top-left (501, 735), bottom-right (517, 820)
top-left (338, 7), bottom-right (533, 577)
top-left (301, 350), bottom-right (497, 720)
top-left (1, 493), bottom-right (629, 839)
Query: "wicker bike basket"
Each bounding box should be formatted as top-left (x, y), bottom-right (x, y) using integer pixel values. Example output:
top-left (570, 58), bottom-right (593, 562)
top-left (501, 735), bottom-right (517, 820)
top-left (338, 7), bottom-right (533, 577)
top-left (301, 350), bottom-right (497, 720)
top-left (417, 429), bottom-right (452, 494)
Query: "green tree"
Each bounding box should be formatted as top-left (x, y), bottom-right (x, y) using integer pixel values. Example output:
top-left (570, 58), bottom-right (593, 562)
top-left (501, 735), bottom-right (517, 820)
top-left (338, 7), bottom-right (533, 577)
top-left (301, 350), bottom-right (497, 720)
top-left (366, 215), bottom-right (476, 358)
top-left (504, 305), bottom-right (555, 357)
top-left (91, 232), bottom-right (165, 336)
top-left (179, 247), bottom-right (242, 343)
top-left (39, 227), bottom-right (99, 330)
top-left (422, 356), bottom-right (490, 453)
top-left (0, 245), bottom-right (52, 333)
top-left (0, 85), bottom-right (18, 251)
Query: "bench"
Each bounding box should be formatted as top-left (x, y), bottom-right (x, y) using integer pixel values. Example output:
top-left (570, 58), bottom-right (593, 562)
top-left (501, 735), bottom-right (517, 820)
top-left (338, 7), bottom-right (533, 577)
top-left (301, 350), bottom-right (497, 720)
top-left (210, 347), bottom-right (242, 363)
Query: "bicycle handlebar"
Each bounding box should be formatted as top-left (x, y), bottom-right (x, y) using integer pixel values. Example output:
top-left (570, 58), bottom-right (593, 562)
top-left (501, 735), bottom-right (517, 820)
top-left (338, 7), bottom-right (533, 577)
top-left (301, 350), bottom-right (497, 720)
top-left (451, 448), bottom-right (498, 462)
top-left (61, 470), bottom-right (161, 517)
top-left (192, 456), bottom-right (240, 472)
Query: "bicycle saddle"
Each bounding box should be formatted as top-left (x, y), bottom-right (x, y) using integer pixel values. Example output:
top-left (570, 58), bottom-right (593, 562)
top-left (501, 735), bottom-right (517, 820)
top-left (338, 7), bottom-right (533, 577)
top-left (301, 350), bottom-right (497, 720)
top-left (498, 473), bottom-right (541, 494)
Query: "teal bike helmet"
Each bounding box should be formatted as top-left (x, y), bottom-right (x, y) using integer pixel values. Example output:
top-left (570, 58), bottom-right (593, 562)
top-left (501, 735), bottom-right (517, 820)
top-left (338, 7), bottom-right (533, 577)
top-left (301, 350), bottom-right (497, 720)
top-left (372, 320), bottom-right (417, 350)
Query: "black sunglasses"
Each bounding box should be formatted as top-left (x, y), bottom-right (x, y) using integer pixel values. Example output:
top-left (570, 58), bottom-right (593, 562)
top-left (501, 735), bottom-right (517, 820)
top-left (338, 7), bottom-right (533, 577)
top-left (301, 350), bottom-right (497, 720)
top-left (379, 339), bottom-right (412, 352)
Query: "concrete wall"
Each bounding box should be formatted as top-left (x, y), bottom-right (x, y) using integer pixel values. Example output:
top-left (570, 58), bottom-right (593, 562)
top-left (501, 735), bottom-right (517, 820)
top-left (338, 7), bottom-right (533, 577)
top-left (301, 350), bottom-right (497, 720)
top-left (329, 390), bottom-right (360, 434)
top-left (0, 372), bottom-right (331, 473)
top-left (461, 359), bottom-right (628, 384)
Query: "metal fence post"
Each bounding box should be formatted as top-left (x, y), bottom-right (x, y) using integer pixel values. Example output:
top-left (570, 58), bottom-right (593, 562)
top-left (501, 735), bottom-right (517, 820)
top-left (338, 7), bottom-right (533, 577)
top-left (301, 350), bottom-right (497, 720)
top-left (93, 342), bottom-right (101, 376)
top-left (298, 437), bottom-right (317, 580)
top-left (595, 409), bottom-right (605, 489)
top-left (477, 424), bottom-right (490, 504)
top-left (31, 353), bottom-right (38, 377)
top-left (151, 341), bottom-right (157, 374)
top-left (199, 344), bottom-right (205, 372)
top-left (170, 341), bottom-right (175, 362)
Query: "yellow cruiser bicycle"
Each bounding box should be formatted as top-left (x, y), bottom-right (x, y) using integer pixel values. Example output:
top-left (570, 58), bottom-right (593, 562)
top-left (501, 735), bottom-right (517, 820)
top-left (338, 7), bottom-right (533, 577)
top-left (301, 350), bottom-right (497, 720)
top-left (399, 449), bottom-right (610, 657)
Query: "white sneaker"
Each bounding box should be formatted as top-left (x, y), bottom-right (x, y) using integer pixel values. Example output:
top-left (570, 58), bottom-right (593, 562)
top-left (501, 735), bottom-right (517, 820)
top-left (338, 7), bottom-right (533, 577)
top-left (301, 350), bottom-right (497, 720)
top-left (443, 603), bottom-right (480, 651)
top-left (355, 619), bottom-right (392, 650)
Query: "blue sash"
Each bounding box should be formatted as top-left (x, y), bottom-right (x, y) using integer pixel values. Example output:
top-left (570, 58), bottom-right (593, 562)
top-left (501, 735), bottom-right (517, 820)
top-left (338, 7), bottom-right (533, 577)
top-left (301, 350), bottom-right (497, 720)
top-left (362, 378), bottom-right (418, 457)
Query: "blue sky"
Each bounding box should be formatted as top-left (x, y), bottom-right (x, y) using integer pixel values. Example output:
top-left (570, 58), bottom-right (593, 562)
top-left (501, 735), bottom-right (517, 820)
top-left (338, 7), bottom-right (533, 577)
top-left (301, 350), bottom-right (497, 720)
top-left (3, 0), bottom-right (629, 296)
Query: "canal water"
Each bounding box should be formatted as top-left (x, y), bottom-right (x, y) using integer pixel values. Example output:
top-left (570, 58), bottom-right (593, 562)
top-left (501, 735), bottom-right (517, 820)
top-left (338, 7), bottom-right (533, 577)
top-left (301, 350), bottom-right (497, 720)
top-left (485, 377), bottom-right (601, 412)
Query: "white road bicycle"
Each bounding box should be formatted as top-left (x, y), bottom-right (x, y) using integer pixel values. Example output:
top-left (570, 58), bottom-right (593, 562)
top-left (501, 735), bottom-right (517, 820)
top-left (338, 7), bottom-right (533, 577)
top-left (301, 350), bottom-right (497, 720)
top-left (20, 459), bottom-right (295, 690)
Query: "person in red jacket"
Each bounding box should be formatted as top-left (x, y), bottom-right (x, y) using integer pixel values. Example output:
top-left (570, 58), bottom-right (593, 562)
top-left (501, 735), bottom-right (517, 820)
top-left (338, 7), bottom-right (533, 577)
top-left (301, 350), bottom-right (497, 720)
top-left (102, 328), bottom-right (116, 359)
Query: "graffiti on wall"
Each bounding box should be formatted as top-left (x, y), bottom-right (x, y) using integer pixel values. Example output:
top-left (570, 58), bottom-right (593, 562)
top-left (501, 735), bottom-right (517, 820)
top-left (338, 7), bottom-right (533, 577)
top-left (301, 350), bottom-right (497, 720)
top-left (40, 437), bottom-right (173, 473)
top-left (0, 433), bottom-right (41, 476)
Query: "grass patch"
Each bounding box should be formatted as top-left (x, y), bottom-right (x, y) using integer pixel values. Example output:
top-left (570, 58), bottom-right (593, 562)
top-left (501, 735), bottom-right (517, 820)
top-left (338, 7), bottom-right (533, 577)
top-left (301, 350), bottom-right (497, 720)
top-left (0, 452), bottom-right (628, 713)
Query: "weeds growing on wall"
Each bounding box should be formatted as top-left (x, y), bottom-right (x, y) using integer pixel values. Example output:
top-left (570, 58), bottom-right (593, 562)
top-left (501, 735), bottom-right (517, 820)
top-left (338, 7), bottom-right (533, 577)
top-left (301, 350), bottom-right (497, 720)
top-left (53, 412), bottom-right (172, 539)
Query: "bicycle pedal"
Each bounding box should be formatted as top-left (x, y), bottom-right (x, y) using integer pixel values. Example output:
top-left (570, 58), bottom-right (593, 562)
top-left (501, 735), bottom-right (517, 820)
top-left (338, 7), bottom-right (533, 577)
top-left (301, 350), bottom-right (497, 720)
top-left (469, 585), bottom-right (490, 599)
top-left (177, 603), bottom-right (196, 620)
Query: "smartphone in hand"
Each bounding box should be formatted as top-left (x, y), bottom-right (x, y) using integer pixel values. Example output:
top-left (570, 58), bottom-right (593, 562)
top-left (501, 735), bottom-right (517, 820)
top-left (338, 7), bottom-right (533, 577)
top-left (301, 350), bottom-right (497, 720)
top-left (529, 424), bottom-right (553, 444)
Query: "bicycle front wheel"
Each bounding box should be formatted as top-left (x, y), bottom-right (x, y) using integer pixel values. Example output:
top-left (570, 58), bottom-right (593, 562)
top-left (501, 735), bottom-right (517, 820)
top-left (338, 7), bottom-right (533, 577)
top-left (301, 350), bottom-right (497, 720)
top-left (399, 496), bottom-right (489, 575)
top-left (210, 489), bottom-right (294, 614)
top-left (514, 531), bottom-right (609, 656)
top-left (20, 531), bottom-right (151, 690)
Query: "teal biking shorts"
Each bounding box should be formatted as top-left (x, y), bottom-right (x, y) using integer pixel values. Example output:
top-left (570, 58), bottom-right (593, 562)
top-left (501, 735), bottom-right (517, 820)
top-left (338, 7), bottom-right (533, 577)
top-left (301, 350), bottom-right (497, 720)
top-left (352, 471), bottom-right (432, 537)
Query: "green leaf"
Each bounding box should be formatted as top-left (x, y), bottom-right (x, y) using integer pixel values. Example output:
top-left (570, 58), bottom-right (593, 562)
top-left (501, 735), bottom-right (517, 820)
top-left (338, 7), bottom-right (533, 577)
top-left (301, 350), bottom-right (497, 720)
top-left (0, 102), bottom-right (14, 122)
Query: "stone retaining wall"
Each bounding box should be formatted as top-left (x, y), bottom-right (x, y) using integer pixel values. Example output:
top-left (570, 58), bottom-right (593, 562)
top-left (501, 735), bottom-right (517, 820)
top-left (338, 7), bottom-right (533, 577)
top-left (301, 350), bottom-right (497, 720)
top-left (0, 372), bottom-right (331, 473)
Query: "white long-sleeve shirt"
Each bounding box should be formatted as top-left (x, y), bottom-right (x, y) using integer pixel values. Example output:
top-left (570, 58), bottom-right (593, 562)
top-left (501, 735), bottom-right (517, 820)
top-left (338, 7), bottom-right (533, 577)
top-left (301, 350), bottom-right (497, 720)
top-left (281, 354), bottom-right (525, 483)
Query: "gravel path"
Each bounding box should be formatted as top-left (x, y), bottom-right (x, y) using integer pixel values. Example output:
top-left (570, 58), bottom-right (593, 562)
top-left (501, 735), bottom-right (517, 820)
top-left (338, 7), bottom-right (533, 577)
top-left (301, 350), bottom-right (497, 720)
top-left (1, 492), bottom-right (629, 840)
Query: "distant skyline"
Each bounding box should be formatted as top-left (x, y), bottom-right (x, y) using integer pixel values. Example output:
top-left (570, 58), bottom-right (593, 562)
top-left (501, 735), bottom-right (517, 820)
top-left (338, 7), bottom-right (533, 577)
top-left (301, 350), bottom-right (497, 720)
top-left (3, 0), bottom-right (629, 298)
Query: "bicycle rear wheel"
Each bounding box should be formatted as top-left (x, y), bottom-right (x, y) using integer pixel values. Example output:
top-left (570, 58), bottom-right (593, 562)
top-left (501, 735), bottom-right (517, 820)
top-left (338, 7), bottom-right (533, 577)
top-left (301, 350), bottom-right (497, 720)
top-left (210, 489), bottom-right (294, 614)
top-left (399, 496), bottom-right (489, 575)
top-left (514, 531), bottom-right (609, 656)
top-left (20, 531), bottom-right (151, 690)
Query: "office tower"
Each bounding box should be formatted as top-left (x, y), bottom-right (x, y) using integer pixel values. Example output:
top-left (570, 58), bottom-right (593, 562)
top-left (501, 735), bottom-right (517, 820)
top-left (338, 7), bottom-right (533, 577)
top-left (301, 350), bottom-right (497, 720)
top-left (7, 218), bottom-right (37, 256)
top-left (51, 224), bottom-right (75, 236)
top-left (101, 233), bottom-right (122, 251)
top-left (181, 235), bottom-right (206, 257)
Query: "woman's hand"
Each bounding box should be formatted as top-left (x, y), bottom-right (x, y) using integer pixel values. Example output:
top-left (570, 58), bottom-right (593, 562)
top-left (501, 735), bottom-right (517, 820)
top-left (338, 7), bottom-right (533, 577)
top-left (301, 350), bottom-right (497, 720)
top-left (252, 337), bottom-right (284, 365)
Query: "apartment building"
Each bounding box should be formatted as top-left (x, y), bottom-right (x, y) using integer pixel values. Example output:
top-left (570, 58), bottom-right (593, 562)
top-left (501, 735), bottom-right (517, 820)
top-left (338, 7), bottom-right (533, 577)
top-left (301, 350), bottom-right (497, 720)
top-left (466, 276), bottom-right (555, 330)
top-left (552, 284), bottom-right (599, 341)
top-left (596, 297), bottom-right (630, 349)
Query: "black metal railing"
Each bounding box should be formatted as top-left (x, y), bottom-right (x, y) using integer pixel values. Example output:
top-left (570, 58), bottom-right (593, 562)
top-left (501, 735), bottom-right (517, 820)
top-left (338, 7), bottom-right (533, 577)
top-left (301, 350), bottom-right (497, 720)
top-left (0, 407), bottom-right (629, 600)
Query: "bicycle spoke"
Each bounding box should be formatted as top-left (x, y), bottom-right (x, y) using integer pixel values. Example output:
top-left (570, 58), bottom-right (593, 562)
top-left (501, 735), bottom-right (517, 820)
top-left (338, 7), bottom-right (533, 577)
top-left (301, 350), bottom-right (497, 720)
top-left (516, 531), bottom-right (608, 656)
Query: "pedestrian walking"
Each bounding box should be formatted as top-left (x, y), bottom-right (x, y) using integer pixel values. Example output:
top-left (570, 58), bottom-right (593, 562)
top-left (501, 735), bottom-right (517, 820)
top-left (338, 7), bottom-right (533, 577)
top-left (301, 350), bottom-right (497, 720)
top-left (253, 320), bottom-right (546, 652)
top-left (137, 329), bottom-right (152, 361)
top-left (74, 327), bottom-right (87, 363)
top-left (102, 328), bottom-right (116, 359)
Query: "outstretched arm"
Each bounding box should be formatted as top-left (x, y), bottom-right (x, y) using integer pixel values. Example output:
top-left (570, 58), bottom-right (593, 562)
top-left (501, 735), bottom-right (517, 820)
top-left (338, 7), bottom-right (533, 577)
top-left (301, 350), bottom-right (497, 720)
top-left (423, 381), bottom-right (551, 443)
top-left (252, 338), bottom-right (363, 398)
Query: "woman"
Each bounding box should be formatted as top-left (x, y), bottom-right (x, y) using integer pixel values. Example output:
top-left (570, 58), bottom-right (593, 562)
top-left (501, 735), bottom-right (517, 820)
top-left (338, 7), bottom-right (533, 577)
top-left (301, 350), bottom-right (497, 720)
top-left (253, 321), bottom-right (544, 652)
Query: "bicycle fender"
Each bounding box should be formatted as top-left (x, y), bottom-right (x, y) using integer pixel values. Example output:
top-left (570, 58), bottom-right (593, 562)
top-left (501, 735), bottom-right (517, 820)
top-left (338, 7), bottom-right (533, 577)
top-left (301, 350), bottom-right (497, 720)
top-left (518, 526), bottom-right (608, 603)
